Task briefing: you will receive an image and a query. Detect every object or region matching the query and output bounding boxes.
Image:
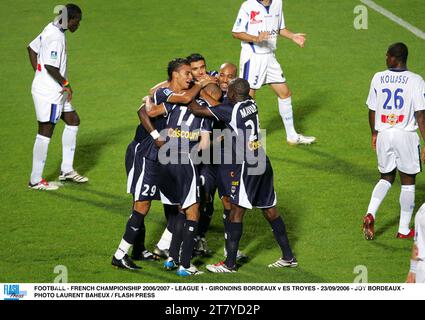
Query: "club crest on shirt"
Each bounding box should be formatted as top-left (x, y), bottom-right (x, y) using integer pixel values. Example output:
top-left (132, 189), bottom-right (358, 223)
top-left (250, 11), bottom-right (262, 24)
top-left (50, 51), bottom-right (58, 59)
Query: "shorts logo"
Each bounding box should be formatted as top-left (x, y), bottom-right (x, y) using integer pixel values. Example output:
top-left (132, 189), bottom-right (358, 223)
top-left (51, 51), bottom-right (58, 59)
top-left (250, 11), bottom-right (262, 24)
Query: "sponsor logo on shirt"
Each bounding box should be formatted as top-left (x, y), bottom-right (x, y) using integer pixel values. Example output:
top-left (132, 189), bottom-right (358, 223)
top-left (51, 51), bottom-right (58, 59)
top-left (250, 11), bottom-right (262, 24)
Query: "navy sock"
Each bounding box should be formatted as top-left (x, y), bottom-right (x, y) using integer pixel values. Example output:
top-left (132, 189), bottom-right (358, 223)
top-left (164, 204), bottom-right (178, 233)
top-left (223, 209), bottom-right (231, 252)
top-left (198, 201), bottom-right (214, 238)
top-left (224, 222), bottom-right (242, 269)
top-left (180, 220), bottom-right (199, 268)
top-left (123, 210), bottom-right (145, 245)
top-left (132, 219), bottom-right (146, 256)
top-left (169, 213), bottom-right (186, 262)
top-left (269, 217), bottom-right (294, 260)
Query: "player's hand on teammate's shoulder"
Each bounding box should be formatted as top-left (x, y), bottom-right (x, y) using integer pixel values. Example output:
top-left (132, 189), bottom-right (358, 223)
top-left (292, 33), bottom-right (307, 48)
top-left (196, 75), bottom-right (217, 88)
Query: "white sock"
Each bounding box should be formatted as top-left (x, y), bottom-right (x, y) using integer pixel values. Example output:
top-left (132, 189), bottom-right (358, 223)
top-left (30, 134), bottom-right (51, 185)
top-left (367, 179), bottom-right (392, 218)
top-left (61, 125), bottom-right (79, 174)
top-left (114, 239), bottom-right (132, 260)
top-left (399, 185), bottom-right (415, 235)
top-left (156, 228), bottom-right (172, 250)
top-left (278, 97), bottom-right (298, 140)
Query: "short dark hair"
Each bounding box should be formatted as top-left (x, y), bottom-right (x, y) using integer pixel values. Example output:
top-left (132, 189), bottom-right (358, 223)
top-left (186, 53), bottom-right (205, 64)
top-left (167, 58), bottom-right (190, 81)
top-left (228, 78), bottom-right (251, 102)
top-left (387, 42), bottom-right (408, 64)
top-left (66, 3), bottom-right (82, 20)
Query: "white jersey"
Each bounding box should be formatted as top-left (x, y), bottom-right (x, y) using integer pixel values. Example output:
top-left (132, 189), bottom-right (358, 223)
top-left (366, 69), bottom-right (425, 132)
top-left (232, 0), bottom-right (285, 54)
top-left (29, 22), bottom-right (67, 104)
top-left (415, 204), bottom-right (425, 261)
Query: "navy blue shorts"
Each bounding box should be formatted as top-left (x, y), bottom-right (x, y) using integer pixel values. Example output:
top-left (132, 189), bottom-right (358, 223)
top-left (159, 155), bottom-right (200, 210)
top-left (216, 163), bottom-right (237, 198)
top-left (198, 164), bottom-right (217, 201)
top-left (125, 141), bottom-right (160, 201)
top-left (230, 157), bottom-right (276, 209)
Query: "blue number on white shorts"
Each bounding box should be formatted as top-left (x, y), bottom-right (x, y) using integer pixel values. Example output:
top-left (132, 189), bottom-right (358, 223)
top-left (382, 88), bottom-right (404, 110)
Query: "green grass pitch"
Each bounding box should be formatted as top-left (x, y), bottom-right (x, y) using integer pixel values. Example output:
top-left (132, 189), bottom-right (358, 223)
top-left (1, 0), bottom-right (425, 283)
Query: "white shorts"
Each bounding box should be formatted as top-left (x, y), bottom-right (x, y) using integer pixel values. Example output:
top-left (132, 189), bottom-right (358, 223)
top-left (376, 129), bottom-right (421, 174)
top-left (417, 261), bottom-right (425, 283)
top-left (239, 48), bottom-right (286, 90)
top-left (32, 94), bottom-right (75, 124)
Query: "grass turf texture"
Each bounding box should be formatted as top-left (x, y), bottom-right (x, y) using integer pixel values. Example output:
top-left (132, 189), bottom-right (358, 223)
top-left (1, 0), bottom-right (424, 283)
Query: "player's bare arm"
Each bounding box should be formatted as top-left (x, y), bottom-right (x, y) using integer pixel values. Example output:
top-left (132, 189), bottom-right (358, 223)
top-left (44, 64), bottom-right (72, 102)
top-left (232, 31), bottom-right (269, 43)
top-left (279, 28), bottom-right (306, 48)
top-left (168, 76), bottom-right (216, 105)
top-left (406, 243), bottom-right (418, 283)
top-left (369, 110), bottom-right (377, 150)
top-left (188, 100), bottom-right (214, 118)
top-left (138, 103), bottom-right (164, 148)
top-left (415, 110), bottom-right (425, 162)
top-left (27, 46), bottom-right (38, 71)
top-left (149, 80), bottom-right (170, 95)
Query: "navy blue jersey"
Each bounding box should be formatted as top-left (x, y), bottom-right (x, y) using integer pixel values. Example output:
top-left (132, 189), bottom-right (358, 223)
top-left (133, 117), bottom-right (167, 162)
top-left (162, 92), bottom-right (213, 154)
top-left (208, 99), bottom-right (265, 163)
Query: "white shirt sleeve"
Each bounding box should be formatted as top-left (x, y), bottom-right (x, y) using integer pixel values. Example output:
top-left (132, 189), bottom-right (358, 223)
top-left (366, 76), bottom-right (377, 111)
top-left (413, 78), bottom-right (425, 112)
top-left (29, 34), bottom-right (41, 53)
top-left (232, 3), bottom-right (250, 33)
top-left (279, 7), bottom-right (286, 29)
top-left (41, 40), bottom-right (64, 69)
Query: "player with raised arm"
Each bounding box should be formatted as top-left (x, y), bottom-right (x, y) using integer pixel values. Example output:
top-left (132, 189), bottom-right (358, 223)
top-left (189, 78), bottom-right (297, 272)
top-left (232, 0), bottom-right (315, 145)
top-left (146, 58), bottom-right (215, 276)
top-left (406, 204), bottom-right (425, 283)
top-left (363, 43), bottom-right (425, 240)
top-left (27, 4), bottom-right (88, 190)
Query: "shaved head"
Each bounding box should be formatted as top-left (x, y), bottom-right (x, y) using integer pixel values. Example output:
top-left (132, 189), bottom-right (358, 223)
top-left (218, 62), bottom-right (238, 92)
top-left (203, 83), bottom-right (222, 101)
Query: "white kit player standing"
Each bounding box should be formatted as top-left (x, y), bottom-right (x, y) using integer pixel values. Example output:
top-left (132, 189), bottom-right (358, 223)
top-left (27, 4), bottom-right (88, 190)
top-left (407, 204), bottom-right (425, 283)
top-left (232, 0), bottom-right (315, 145)
top-left (363, 43), bottom-right (425, 240)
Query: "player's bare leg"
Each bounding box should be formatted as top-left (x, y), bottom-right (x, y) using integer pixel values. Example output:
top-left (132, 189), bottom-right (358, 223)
top-left (263, 207), bottom-right (298, 268)
top-left (397, 171), bottom-right (416, 239)
top-left (270, 82), bottom-right (316, 145)
top-left (59, 111), bottom-right (88, 183)
top-left (363, 170), bottom-right (395, 240)
top-left (29, 122), bottom-right (59, 190)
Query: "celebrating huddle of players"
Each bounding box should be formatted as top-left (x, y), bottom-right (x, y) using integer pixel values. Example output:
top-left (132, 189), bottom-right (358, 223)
top-left (111, 55), bottom-right (298, 276)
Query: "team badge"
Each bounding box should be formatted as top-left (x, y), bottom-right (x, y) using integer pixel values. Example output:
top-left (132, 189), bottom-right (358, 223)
top-left (50, 51), bottom-right (58, 59)
top-left (387, 114), bottom-right (397, 126)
